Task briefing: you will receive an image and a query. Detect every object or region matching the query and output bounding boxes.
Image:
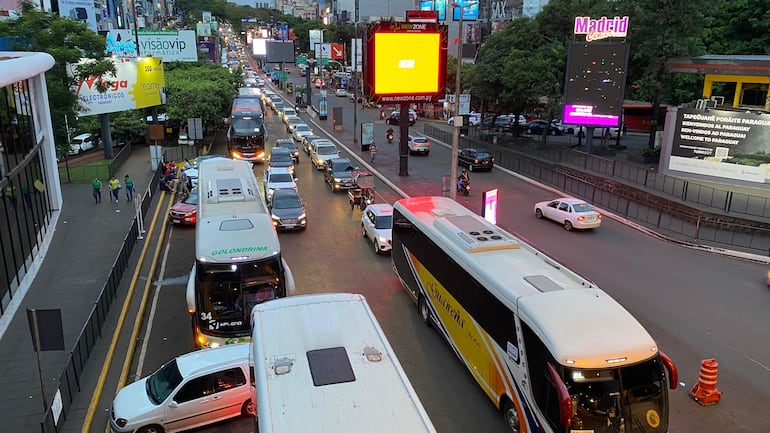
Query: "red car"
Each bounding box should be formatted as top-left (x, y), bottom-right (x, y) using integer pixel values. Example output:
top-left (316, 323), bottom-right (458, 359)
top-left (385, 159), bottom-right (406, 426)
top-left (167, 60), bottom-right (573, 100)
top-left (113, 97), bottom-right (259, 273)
top-left (168, 188), bottom-right (198, 225)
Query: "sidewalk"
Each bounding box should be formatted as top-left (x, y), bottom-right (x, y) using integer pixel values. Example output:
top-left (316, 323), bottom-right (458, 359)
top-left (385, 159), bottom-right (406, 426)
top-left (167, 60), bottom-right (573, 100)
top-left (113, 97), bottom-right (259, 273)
top-left (0, 145), bottom-right (158, 433)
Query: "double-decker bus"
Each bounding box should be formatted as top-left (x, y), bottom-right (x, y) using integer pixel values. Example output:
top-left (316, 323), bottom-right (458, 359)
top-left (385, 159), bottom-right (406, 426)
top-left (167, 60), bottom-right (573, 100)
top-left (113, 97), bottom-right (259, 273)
top-left (186, 157), bottom-right (295, 348)
top-left (391, 196), bottom-right (678, 433)
top-left (227, 97), bottom-right (267, 163)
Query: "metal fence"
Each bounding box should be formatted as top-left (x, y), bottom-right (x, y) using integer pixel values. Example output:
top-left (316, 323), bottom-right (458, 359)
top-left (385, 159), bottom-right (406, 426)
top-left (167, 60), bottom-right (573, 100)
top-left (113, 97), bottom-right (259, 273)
top-left (39, 163), bottom-right (162, 433)
top-left (424, 124), bottom-right (770, 255)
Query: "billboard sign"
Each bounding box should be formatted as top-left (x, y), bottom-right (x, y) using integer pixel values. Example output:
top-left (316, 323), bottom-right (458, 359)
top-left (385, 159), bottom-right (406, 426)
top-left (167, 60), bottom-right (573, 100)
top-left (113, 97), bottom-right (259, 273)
top-left (451, 0), bottom-right (479, 21)
top-left (418, 0), bottom-right (446, 20)
top-left (265, 40), bottom-right (296, 63)
top-left (668, 107), bottom-right (770, 183)
top-left (309, 29), bottom-right (323, 51)
top-left (59, 0), bottom-right (97, 32)
top-left (108, 30), bottom-right (198, 62)
top-left (253, 38), bottom-right (267, 56)
top-left (196, 22), bottom-right (212, 37)
top-left (562, 42), bottom-right (628, 128)
top-left (72, 57), bottom-right (165, 116)
top-left (406, 10), bottom-right (438, 23)
top-left (366, 21), bottom-right (447, 104)
top-left (574, 16), bottom-right (629, 42)
top-left (197, 41), bottom-right (216, 62)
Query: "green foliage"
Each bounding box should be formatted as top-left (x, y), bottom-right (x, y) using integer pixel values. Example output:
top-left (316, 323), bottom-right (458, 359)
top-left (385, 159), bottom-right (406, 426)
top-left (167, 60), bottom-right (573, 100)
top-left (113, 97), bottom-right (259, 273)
top-left (164, 62), bottom-right (238, 129)
top-left (0, 1), bottom-right (113, 145)
top-left (641, 146), bottom-right (661, 157)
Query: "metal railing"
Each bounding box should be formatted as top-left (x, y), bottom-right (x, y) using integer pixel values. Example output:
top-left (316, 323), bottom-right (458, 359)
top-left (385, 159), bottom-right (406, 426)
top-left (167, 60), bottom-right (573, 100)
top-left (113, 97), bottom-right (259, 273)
top-left (423, 124), bottom-right (770, 255)
top-left (39, 163), bottom-right (162, 433)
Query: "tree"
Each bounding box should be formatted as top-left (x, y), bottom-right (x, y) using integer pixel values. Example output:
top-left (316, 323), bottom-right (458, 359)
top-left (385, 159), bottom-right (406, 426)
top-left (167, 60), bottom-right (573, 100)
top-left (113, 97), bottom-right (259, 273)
top-left (622, 0), bottom-right (709, 147)
top-left (0, 1), bottom-right (115, 151)
top-left (163, 62), bottom-right (239, 131)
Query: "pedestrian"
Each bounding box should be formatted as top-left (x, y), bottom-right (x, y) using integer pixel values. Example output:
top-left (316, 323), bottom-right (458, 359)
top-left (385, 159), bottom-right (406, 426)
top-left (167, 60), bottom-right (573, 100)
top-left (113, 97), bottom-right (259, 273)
top-left (124, 174), bottom-right (134, 202)
top-left (370, 142), bottom-right (377, 163)
top-left (91, 177), bottom-right (102, 204)
top-left (108, 175), bottom-right (121, 203)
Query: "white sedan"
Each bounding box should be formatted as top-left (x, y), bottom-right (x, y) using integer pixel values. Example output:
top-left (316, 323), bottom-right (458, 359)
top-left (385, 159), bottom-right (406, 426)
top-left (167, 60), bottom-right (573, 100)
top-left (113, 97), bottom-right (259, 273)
top-left (291, 124), bottom-right (314, 142)
top-left (534, 197), bottom-right (602, 231)
top-left (334, 88), bottom-right (348, 97)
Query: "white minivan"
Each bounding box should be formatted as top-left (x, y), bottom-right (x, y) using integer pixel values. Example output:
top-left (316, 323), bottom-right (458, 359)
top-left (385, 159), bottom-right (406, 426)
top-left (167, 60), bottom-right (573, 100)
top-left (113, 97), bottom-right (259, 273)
top-left (109, 343), bottom-right (255, 433)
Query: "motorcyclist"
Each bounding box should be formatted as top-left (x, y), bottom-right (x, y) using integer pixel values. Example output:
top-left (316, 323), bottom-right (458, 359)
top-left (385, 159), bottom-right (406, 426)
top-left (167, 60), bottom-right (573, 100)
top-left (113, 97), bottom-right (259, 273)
top-left (457, 169), bottom-right (470, 191)
top-left (386, 128), bottom-right (394, 143)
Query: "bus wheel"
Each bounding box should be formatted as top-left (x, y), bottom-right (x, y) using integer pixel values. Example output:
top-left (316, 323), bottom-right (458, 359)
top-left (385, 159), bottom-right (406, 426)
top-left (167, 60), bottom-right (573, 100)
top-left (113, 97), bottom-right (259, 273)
top-left (502, 400), bottom-right (521, 433)
top-left (418, 296), bottom-right (431, 326)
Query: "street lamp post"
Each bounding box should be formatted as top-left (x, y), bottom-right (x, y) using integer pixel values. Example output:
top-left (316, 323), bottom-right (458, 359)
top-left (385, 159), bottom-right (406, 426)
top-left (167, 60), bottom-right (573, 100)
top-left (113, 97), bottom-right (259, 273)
top-left (450, 3), bottom-right (464, 200)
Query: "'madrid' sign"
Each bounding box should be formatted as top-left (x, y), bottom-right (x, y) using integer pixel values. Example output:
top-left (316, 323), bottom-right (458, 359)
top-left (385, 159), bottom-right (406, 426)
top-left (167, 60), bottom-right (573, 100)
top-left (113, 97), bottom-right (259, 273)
top-left (574, 16), bottom-right (629, 41)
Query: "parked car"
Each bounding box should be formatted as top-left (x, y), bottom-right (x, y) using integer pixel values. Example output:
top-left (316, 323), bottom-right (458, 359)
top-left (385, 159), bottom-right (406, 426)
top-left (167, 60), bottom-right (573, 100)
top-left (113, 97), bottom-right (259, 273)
top-left (291, 124), bottom-right (314, 142)
top-left (457, 148), bottom-right (495, 171)
top-left (361, 203), bottom-right (393, 255)
top-left (301, 135), bottom-right (321, 154)
top-left (109, 343), bottom-right (254, 433)
top-left (263, 167), bottom-right (297, 204)
top-left (269, 188), bottom-right (307, 230)
top-left (323, 158), bottom-right (357, 191)
top-left (334, 88), bottom-right (348, 97)
top-left (573, 125), bottom-right (623, 139)
top-left (67, 133), bottom-right (98, 155)
top-left (386, 110), bottom-right (417, 126)
top-left (274, 138), bottom-right (300, 163)
top-left (480, 115), bottom-right (514, 132)
top-left (267, 147), bottom-right (295, 176)
top-left (407, 135), bottom-right (430, 155)
top-left (534, 197), bottom-right (602, 231)
top-left (168, 187), bottom-right (198, 225)
top-left (310, 141), bottom-right (340, 170)
top-left (448, 112), bottom-right (481, 126)
top-left (524, 120), bottom-right (563, 136)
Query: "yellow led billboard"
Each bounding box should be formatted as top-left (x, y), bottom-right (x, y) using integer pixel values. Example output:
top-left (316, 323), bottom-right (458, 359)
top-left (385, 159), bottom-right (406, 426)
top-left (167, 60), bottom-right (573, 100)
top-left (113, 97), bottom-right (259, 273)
top-left (366, 22), bottom-right (447, 104)
top-left (374, 33), bottom-right (441, 94)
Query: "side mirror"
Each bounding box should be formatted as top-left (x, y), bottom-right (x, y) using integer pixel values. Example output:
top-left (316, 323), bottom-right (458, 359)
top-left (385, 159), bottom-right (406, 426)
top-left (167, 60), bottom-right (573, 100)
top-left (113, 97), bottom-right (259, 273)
top-left (168, 401), bottom-right (179, 409)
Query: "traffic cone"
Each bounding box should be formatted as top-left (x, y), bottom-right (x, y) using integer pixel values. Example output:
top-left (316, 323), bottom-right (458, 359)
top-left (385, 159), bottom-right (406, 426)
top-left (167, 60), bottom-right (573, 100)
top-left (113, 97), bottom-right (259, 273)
top-left (690, 358), bottom-right (722, 405)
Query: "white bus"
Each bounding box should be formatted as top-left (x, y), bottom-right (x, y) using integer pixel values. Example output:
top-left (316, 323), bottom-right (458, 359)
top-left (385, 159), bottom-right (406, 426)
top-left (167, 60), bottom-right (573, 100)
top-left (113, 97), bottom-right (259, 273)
top-left (391, 196), bottom-right (678, 433)
top-left (186, 157), bottom-right (295, 348)
top-left (250, 293), bottom-right (437, 433)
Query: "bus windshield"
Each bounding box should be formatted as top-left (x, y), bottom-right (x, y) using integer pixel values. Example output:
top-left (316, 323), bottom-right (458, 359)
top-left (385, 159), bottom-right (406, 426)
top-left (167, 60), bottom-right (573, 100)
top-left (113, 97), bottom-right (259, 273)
top-left (196, 257), bottom-right (282, 336)
top-left (565, 358), bottom-right (666, 433)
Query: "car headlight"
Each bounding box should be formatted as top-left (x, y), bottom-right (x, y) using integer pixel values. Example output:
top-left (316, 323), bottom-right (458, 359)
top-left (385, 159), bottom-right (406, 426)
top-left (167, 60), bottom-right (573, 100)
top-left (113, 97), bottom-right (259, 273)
top-left (378, 236), bottom-right (390, 244)
top-left (298, 212), bottom-right (306, 220)
top-left (271, 214), bottom-right (281, 221)
top-left (231, 151), bottom-right (242, 159)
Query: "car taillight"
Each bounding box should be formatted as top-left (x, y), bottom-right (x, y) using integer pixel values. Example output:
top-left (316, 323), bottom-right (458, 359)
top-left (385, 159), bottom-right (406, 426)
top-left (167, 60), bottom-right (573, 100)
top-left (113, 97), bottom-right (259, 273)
top-left (474, 159), bottom-right (479, 164)
top-left (597, 214), bottom-right (602, 219)
top-left (577, 216), bottom-right (586, 222)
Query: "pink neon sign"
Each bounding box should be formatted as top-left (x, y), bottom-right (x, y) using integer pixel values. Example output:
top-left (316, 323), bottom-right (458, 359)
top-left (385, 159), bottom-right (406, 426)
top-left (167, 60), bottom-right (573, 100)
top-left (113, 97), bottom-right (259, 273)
top-left (574, 16), bottom-right (629, 41)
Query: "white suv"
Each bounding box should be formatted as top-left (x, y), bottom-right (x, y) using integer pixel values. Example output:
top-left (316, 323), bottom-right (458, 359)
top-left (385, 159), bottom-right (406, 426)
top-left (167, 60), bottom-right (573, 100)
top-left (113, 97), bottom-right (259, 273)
top-left (310, 141), bottom-right (340, 170)
top-left (263, 167), bottom-right (297, 204)
top-left (68, 133), bottom-right (98, 155)
top-left (407, 135), bottom-right (430, 156)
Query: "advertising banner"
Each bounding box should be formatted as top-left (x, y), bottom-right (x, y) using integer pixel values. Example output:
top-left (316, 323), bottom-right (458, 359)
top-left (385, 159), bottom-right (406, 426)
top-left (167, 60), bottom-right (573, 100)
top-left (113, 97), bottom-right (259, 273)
top-left (197, 41), bottom-right (216, 62)
top-left (72, 57), bottom-right (165, 116)
top-left (668, 108), bottom-right (770, 183)
top-left (196, 22), bottom-right (212, 37)
top-left (107, 30), bottom-right (198, 61)
top-left (59, 0), bottom-right (97, 32)
top-left (366, 21), bottom-right (448, 104)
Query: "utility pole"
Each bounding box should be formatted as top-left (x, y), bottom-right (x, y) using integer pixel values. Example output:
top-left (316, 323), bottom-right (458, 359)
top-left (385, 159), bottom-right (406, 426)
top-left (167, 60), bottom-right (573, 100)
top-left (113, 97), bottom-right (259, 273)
top-left (353, 0), bottom-right (359, 146)
top-left (450, 3), bottom-right (463, 200)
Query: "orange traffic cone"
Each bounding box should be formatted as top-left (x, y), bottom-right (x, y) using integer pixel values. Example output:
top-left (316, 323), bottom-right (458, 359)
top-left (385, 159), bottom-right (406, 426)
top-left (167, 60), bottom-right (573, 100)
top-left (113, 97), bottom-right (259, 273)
top-left (690, 358), bottom-right (722, 405)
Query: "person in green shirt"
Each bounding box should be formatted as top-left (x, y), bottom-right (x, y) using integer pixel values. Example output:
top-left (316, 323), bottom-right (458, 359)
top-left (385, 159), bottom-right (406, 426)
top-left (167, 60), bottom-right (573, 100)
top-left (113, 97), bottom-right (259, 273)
top-left (124, 174), bottom-right (134, 202)
top-left (92, 178), bottom-right (102, 204)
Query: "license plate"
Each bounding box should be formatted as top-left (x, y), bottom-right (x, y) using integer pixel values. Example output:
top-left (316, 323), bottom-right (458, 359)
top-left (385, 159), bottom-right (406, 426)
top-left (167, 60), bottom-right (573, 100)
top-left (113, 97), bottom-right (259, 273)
top-left (284, 219), bottom-right (298, 224)
top-left (171, 219), bottom-right (181, 224)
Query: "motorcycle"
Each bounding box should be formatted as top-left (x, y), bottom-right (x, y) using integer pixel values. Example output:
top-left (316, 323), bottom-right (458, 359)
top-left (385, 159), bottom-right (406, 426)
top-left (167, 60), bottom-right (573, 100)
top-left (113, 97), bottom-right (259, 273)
top-left (457, 179), bottom-right (470, 196)
top-left (386, 131), bottom-right (394, 144)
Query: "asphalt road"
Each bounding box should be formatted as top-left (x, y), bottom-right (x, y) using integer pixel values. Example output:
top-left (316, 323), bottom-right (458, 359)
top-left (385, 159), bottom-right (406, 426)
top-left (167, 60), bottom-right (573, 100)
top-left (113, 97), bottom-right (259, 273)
top-left (93, 70), bottom-right (770, 433)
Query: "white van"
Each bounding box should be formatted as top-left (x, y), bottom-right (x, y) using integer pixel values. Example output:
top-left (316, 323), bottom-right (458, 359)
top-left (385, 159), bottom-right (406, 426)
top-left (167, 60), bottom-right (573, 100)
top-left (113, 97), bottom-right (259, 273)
top-left (251, 293), bottom-right (437, 433)
top-left (110, 343), bottom-right (254, 433)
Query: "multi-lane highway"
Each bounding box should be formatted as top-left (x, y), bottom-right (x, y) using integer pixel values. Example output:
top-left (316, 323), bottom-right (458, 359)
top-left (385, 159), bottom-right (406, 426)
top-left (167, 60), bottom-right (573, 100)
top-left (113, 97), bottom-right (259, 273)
top-left (93, 68), bottom-right (770, 433)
